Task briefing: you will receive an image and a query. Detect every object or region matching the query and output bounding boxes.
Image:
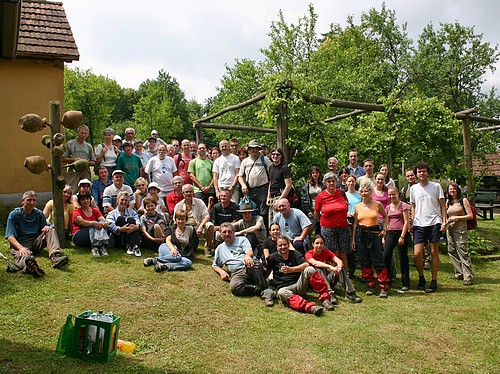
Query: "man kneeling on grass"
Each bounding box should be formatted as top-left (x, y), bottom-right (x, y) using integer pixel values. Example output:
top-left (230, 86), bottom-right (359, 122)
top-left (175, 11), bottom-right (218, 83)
top-left (266, 236), bottom-right (336, 316)
top-left (5, 190), bottom-right (69, 277)
top-left (212, 222), bottom-right (274, 305)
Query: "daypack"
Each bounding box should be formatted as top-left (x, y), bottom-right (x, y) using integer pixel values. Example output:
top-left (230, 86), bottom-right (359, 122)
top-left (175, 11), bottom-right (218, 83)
top-left (459, 199), bottom-right (477, 230)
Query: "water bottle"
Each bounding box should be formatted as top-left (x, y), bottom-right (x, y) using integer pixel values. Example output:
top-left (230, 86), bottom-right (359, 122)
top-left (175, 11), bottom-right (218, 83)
top-left (117, 339), bottom-right (136, 353)
top-left (87, 312), bottom-right (98, 354)
top-left (104, 312), bottom-right (114, 323)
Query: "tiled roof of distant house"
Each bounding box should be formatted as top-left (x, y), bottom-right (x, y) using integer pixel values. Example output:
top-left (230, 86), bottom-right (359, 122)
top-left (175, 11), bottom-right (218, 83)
top-left (473, 152), bottom-right (500, 177)
top-left (17, 0), bottom-right (79, 62)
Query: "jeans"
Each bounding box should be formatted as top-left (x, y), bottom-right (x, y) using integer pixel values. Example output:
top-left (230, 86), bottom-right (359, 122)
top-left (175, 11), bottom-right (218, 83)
top-left (156, 244), bottom-right (192, 271)
top-left (384, 230), bottom-right (410, 288)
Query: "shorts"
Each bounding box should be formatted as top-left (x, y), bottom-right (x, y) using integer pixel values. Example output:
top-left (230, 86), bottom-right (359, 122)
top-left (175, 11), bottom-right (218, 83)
top-left (413, 224), bottom-right (444, 245)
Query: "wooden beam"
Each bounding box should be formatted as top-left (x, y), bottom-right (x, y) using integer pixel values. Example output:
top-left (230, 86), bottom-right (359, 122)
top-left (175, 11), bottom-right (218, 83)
top-left (454, 113), bottom-right (500, 125)
top-left (193, 122), bottom-right (277, 134)
top-left (323, 109), bottom-right (367, 123)
top-left (302, 94), bottom-right (386, 112)
top-left (475, 124), bottom-right (500, 132)
top-left (455, 107), bottom-right (478, 115)
top-left (193, 92), bottom-right (266, 124)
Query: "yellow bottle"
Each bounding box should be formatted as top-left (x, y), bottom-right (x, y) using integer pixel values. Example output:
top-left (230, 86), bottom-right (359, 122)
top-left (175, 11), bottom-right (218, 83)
top-left (116, 339), bottom-right (136, 353)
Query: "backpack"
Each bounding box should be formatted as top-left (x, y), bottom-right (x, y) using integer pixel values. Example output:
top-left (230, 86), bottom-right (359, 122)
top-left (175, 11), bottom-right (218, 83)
top-left (459, 199), bottom-right (477, 230)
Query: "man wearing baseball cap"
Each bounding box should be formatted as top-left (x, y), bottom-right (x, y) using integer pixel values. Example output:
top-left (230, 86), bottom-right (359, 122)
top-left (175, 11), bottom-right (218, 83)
top-left (102, 170), bottom-right (135, 213)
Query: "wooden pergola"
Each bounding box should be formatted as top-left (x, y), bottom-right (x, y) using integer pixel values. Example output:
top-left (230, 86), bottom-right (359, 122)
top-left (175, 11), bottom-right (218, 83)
top-left (193, 87), bottom-right (500, 196)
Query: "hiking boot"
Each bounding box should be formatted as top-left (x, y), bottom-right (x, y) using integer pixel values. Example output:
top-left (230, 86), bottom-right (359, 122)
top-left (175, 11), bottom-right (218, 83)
top-left (143, 257), bottom-right (156, 267)
top-left (310, 305), bottom-right (323, 316)
top-left (154, 262), bottom-right (172, 272)
top-left (322, 299), bottom-right (335, 311)
top-left (99, 246), bottom-right (109, 257)
top-left (133, 245), bottom-right (141, 257)
top-left (51, 254), bottom-right (69, 269)
top-left (328, 290), bottom-right (338, 305)
top-left (345, 292), bottom-right (362, 303)
top-left (379, 289), bottom-right (388, 298)
top-left (126, 245), bottom-right (134, 255)
top-left (204, 246), bottom-right (212, 258)
top-left (365, 287), bottom-right (376, 296)
top-left (91, 247), bottom-right (100, 258)
top-left (425, 280), bottom-right (437, 293)
top-left (417, 276), bottom-right (426, 291)
top-left (25, 257), bottom-right (45, 277)
top-left (261, 288), bottom-right (276, 307)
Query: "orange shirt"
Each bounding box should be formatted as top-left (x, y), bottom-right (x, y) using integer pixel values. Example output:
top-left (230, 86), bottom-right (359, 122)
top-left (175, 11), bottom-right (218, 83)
top-left (355, 201), bottom-right (379, 227)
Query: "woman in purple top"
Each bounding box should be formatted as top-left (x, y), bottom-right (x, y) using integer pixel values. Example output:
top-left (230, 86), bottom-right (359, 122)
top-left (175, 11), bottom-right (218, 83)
top-left (383, 187), bottom-right (410, 291)
top-left (372, 172), bottom-right (390, 221)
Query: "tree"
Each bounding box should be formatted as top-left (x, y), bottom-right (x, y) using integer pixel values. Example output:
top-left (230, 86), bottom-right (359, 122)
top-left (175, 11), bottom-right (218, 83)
top-left (133, 70), bottom-right (191, 141)
top-left (411, 22), bottom-right (500, 112)
top-left (64, 67), bottom-right (125, 144)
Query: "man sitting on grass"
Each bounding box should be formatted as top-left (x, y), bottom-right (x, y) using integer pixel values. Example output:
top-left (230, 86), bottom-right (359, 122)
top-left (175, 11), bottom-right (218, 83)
top-left (5, 190), bottom-right (69, 277)
top-left (212, 222), bottom-right (274, 306)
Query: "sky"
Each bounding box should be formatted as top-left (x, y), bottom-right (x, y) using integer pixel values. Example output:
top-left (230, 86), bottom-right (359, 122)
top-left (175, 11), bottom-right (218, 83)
top-left (62, 0), bottom-right (500, 103)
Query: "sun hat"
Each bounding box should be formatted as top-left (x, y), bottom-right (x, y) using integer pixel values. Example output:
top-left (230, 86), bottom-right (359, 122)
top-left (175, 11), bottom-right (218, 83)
top-left (237, 202), bottom-right (256, 212)
top-left (148, 182), bottom-right (160, 190)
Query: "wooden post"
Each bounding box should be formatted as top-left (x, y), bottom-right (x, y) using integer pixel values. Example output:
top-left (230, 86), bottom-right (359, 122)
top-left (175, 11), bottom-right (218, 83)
top-left (194, 124), bottom-right (203, 145)
top-left (277, 102), bottom-right (289, 164)
top-left (50, 101), bottom-right (66, 247)
top-left (462, 118), bottom-right (474, 199)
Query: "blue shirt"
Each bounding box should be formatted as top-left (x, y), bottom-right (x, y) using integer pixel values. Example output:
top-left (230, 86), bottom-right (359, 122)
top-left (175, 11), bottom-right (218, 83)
top-left (347, 165), bottom-right (366, 178)
top-left (273, 208), bottom-right (312, 241)
top-left (5, 207), bottom-right (48, 243)
top-left (212, 236), bottom-right (252, 273)
top-left (91, 178), bottom-right (111, 212)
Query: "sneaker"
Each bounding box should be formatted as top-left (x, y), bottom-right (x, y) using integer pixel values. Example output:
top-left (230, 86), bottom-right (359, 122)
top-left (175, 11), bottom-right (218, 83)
top-left (51, 254), bottom-right (69, 269)
top-left (366, 287), bottom-right (375, 296)
top-left (328, 290), bottom-right (338, 305)
top-left (25, 257), bottom-right (45, 277)
top-left (261, 288), bottom-right (276, 307)
top-left (91, 247), bottom-right (100, 258)
top-left (425, 280), bottom-right (437, 293)
top-left (99, 246), bottom-right (109, 257)
top-left (345, 292), bottom-right (362, 303)
top-left (133, 245), bottom-right (141, 257)
top-left (400, 286), bottom-right (410, 292)
top-left (463, 280), bottom-right (473, 286)
top-left (417, 276), bottom-right (426, 291)
top-left (423, 262), bottom-right (431, 270)
top-left (126, 245), bottom-right (134, 255)
top-left (322, 299), bottom-right (335, 311)
top-left (310, 305), bottom-right (323, 316)
top-left (452, 274), bottom-right (463, 280)
top-left (379, 289), bottom-right (388, 298)
top-left (154, 262), bottom-right (172, 272)
top-left (143, 258), bottom-right (156, 267)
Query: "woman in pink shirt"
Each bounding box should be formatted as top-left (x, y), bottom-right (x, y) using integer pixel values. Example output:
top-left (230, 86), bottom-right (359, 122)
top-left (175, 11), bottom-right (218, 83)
top-left (383, 188), bottom-right (410, 291)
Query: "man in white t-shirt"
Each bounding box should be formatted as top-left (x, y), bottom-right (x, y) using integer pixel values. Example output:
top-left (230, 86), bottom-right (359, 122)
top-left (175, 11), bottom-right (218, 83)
top-left (213, 140), bottom-right (241, 203)
top-left (409, 162), bottom-right (447, 293)
top-left (144, 144), bottom-right (178, 199)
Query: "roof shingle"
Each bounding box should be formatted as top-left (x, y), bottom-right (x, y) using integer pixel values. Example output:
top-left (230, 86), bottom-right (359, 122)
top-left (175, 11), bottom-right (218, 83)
top-left (17, 0), bottom-right (79, 62)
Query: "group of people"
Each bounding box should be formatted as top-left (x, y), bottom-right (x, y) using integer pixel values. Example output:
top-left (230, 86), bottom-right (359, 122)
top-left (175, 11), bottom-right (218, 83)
top-left (5, 128), bottom-right (475, 316)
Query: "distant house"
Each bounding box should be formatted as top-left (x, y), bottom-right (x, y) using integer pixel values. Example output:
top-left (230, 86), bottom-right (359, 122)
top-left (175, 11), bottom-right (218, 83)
top-left (0, 0), bottom-right (79, 221)
top-left (473, 152), bottom-right (500, 190)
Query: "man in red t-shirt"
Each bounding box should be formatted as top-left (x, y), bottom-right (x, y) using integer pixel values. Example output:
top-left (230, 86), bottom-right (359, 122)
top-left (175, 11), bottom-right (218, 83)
top-left (305, 234), bottom-right (362, 304)
top-left (174, 139), bottom-right (194, 185)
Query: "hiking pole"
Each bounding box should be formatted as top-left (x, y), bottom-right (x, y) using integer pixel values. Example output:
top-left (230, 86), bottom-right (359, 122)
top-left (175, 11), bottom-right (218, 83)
top-left (0, 251), bottom-right (21, 273)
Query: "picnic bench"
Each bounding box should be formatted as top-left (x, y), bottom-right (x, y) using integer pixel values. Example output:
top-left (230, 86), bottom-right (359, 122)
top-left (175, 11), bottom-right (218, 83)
top-left (474, 191), bottom-right (497, 220)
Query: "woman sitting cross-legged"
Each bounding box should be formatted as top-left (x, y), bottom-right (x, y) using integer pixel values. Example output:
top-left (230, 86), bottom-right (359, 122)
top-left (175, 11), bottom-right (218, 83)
top-left (72, 193), bottom-right (110, 257)
top-left (143, 210), bottom-right (196, 272)
top-left (140, 197), bottom-right (168, 250)
top-left (106, 191), bottom-right (142, 257)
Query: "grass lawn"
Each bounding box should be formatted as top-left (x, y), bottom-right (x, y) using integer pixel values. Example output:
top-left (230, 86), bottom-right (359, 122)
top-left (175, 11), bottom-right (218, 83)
top-left (0, 216), bottom-right (499, 374)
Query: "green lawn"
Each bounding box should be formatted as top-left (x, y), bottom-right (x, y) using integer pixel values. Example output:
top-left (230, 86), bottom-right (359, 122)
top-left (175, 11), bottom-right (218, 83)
top-left (0, 217), bottom-right (499, 373)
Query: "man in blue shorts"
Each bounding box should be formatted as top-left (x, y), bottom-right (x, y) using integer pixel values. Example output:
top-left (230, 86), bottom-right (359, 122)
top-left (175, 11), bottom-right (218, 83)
top-left (410, 162), bottom-right (447, 293)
